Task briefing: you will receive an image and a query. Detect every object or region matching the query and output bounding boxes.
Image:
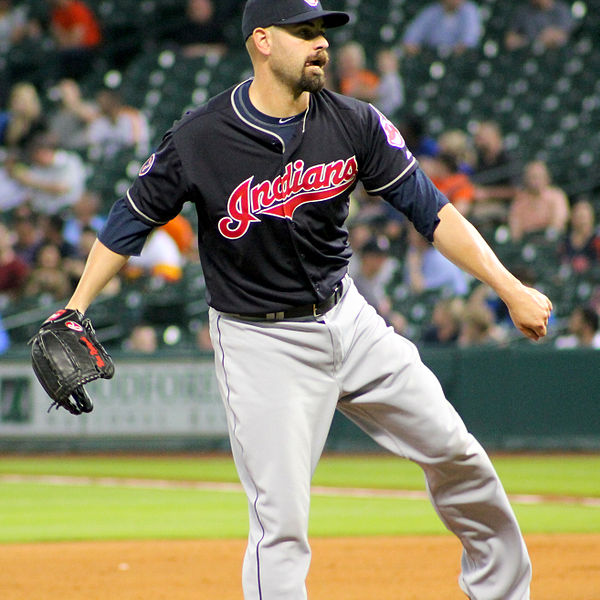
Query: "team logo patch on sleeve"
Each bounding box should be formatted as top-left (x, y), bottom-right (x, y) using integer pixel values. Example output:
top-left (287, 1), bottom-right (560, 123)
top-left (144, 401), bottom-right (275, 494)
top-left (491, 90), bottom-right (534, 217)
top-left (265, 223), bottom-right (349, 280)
top-left (139, 153), bottom-right (156, 176)
top-left (371, 105), bottom-right (413, 159)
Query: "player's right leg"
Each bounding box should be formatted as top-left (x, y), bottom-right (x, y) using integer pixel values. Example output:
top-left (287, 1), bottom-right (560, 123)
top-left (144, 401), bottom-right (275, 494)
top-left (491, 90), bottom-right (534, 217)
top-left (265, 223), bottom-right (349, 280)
top-left (209, 309), bottom-right (339, 600)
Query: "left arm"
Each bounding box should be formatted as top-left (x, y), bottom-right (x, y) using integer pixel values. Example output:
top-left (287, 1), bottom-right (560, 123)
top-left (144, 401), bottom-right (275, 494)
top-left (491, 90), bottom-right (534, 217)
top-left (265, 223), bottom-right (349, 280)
top-left (433, 203), bottom-right (552, 340)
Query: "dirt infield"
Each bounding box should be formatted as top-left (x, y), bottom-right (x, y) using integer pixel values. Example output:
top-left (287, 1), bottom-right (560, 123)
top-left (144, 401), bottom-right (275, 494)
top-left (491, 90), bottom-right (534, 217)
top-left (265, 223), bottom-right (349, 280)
top-left (1, 534), bottom-right (598, 599)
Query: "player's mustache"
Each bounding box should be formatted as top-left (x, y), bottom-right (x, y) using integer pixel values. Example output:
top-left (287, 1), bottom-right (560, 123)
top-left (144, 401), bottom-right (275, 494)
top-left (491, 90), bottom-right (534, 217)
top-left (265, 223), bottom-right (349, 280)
top-left (305, 51), bottom-right (329, 68)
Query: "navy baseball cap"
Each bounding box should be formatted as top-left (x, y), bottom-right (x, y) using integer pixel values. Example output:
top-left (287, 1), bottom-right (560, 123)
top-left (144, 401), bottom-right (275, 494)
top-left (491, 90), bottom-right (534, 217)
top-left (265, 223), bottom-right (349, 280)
top-left (242, 0), bottom-right (350, 40)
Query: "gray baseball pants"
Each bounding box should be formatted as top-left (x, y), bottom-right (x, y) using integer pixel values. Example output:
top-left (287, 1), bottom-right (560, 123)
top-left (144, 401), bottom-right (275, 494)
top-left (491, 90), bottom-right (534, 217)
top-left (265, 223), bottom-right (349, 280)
top-left (209, 276), bottom-right (531, 599)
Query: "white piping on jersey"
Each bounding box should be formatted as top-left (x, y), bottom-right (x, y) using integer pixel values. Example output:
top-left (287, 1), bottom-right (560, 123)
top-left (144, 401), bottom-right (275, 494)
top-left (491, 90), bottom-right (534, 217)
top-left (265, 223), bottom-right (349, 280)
top-left (231, 80), bottom-right (287, 154)
top-left (126, 189), bottom-right (168, 225)
top-left (365, 156), bottom-right (417, 194)
top-left (301, 96), bottom-right (311, 133)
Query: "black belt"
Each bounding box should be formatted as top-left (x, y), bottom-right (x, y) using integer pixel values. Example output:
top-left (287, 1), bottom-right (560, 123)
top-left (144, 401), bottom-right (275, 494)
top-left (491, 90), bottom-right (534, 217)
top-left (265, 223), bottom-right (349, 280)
top-left (234, 284), bottom-right (343, 321)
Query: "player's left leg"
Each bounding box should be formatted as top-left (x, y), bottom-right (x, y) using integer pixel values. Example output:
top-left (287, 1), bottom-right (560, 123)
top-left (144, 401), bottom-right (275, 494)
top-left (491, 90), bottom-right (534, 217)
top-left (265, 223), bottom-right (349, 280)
top-left (325, 281), bottom-right (531, 600)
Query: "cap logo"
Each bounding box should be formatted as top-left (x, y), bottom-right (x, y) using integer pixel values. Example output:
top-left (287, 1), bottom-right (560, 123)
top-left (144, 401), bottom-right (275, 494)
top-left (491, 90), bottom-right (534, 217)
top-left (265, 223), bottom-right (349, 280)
top-left (304, 0), bottom-right (320, 6)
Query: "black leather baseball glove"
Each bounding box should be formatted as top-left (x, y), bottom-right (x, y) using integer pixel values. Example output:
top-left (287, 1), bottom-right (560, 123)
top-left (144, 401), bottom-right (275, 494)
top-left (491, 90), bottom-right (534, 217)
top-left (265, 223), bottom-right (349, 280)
top-left (29, 309), bottom-right (115, 415)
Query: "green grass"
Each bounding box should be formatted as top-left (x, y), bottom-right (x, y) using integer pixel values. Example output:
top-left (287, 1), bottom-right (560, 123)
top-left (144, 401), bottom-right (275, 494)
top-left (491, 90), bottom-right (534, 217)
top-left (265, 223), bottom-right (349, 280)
top-left (2, 454), bottom-right (599, 496)
top-left (1, 453), bottom-right (599, 543)
top-left (0, 455), bottom-right (239, 482)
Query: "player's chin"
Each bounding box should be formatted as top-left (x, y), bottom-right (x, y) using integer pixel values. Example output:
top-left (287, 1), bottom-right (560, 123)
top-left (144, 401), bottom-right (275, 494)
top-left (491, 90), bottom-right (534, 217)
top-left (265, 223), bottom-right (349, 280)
top-left (299, 71), bottom-right (326, 94)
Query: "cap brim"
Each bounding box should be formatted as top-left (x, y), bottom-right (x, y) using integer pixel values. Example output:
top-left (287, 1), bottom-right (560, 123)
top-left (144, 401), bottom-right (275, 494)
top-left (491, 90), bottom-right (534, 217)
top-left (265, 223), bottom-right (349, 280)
top-left (276, 10), bottom-right (350, 30)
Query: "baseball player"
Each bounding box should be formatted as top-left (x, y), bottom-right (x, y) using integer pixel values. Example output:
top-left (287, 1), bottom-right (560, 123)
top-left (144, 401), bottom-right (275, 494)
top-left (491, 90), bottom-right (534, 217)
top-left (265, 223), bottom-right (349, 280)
top-left (57, 1), bottom-right (552, 598)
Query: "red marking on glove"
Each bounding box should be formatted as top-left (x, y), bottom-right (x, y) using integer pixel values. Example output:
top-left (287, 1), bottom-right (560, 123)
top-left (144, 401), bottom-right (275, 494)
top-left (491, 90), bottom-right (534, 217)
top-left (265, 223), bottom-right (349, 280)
top-left (46, 309), bottom-right (67, 323)
top-left (80, 336), bottom-right (106, 368)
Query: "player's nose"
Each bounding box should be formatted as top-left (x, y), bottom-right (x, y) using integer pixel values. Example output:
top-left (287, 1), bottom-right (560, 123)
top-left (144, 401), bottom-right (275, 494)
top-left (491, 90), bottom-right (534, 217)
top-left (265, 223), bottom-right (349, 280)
top-left (314, 33), bottom-right (329, 50)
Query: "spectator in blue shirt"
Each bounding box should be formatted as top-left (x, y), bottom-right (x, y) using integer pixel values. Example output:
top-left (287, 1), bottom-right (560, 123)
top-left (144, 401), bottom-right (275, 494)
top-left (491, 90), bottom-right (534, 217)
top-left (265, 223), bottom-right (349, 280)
top-left (505, 0), bottom-right (575, 51)
top-left (404, 222), bottom-right (470, 296)
top-left (402, 0), bottom-right (482, 56)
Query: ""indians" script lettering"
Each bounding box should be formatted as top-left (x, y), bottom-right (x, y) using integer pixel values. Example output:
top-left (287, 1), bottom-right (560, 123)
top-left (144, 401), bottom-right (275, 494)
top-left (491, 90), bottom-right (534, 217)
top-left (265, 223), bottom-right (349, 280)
top-left (218, 156), bottom-right (358, 239)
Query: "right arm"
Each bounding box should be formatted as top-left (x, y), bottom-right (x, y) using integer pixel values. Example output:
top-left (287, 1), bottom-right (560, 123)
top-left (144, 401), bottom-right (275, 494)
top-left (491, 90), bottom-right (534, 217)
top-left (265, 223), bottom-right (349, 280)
top-left (65, 239), bottom-right (129, 313)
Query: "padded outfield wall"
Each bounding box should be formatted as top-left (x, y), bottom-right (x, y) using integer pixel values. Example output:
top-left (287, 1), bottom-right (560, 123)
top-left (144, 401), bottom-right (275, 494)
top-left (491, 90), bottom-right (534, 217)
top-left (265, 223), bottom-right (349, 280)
top-left (0, 346), bottom-right (598, 452)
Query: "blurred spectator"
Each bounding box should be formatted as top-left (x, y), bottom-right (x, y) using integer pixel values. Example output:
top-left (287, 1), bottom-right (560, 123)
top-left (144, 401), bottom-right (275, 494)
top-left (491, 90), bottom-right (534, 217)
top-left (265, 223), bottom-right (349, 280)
top-left (437, 129), bottom-right (475, 174)
top-left (124, 324), bottom-right (158, 354)
top-left (0, 220), bottom-right (30, 299)
top-left (160, 0), bottom-right (227, 58)
top-left (421, 297), bottom-right (464, 346)
top-left (12, 205), bottom-right (44, 265)
top-left (125, 228), bottom-right (184, 283)
top-left (62, 190), bottom-right (107, 247)
top-left (23, 241), bottom-right (72, 300)
top-left (470, 120), bottom-right (519, 225)
top-left (457, 303), bottom-right (499, 348)
top-left (555, 305), bottom-right (600, 349)
top-left (0, 81), bottom-right (46, 150)
top-left (335, 41), bottom-right (379, 102)
top-left (421, 152), bottom-right (475, 217)
top-left (0, 151), bottom-right (29, 210)
top-left (373, 48), bottom-right (404, 117)
top-left (6, 131), bottom-right (87, 214)
top-left (508, 160), bottom-right (570, 241)
top-left (399, 115), bottom-right (438, 159)
top-left (63, 225), bottom-right (121, 294)
top-left (49, 81), bottom-right (151, 158)
top-left (402, 0), bottom-right (482, 56)
top-left (505, 0), bottom-right (575, 52)
top-left (0, 313), bottom-right (9, 354)
top-left (404, 222), bottom-right (469, 296)
top-left (349, 235), bottom-right (406, 334)
top-left (47, 78), bottom-right (95, 151)
top-left (558, 199), bottom-right (600, 275)
top-left (40, 213), bottom-right (78, 260)
top-left (48, 0), bottom-right (102, 80)
top-left (0, 0), bottom-right (29, 55)
top-left (86, 88), bottom-right (150, 159)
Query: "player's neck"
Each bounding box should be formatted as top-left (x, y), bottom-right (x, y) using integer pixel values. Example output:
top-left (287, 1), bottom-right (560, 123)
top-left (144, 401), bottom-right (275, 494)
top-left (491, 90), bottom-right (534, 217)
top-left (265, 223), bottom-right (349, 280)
top-left (248, 78), bottom-right (310, 119)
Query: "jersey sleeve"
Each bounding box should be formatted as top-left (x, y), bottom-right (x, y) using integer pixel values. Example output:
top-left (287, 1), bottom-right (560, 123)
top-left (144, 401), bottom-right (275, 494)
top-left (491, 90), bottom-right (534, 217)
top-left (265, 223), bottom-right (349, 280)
top-left (124, 130), bottom-right (190, 226)
top-left (358, 104), bottom-right (418, 195)
top-left (381, 167), bottom-right (449, 242)
top-left (98, 197), bottom-right (154, 256)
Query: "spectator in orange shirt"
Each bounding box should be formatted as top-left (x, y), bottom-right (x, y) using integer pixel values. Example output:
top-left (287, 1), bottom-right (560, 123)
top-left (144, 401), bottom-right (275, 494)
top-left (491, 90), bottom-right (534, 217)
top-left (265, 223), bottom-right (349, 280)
top-left (335, 41), bottom-right (379, 102)
top-left (160, 213), bottom-right (196, 259)
top-left (423, 152), bottom-right (475, 217)
top-left (48, 0), bottom-right (102, 80)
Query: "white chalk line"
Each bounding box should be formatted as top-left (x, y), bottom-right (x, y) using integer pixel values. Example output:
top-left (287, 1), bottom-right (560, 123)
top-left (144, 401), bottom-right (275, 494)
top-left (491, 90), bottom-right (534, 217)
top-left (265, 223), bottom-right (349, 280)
top-left (1, 474), bottom-right (599, 507)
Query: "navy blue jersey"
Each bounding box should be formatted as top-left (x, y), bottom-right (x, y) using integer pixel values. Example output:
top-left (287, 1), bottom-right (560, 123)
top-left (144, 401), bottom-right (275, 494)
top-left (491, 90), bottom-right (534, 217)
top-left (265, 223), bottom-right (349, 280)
top-left (100, 82), bottom-right (446, 314)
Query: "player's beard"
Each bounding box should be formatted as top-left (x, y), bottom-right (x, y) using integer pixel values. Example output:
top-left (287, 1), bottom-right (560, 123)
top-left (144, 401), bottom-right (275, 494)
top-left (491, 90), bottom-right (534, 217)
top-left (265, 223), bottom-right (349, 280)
top-left (297, 68), bottom-right (325, 95)
top-left (273, 50), bottom-right (329, 97)
top-left (297, 51), bottom-right (329, 95)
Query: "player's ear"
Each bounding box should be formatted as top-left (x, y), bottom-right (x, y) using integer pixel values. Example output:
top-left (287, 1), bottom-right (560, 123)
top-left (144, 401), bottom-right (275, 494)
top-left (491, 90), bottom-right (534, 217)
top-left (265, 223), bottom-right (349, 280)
top-left (250, 27), bottom-right (273, 57)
